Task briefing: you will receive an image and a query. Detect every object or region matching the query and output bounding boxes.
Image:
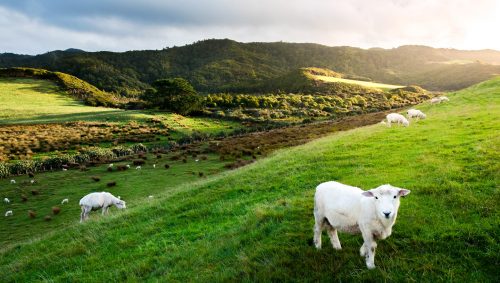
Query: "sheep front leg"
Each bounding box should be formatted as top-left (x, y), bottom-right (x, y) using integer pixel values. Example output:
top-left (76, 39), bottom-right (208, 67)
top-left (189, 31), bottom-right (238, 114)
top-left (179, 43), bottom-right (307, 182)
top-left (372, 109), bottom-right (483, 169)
top-left (361, 230), bottom-right (377, 269)
top-left (102, 206), bottom-right (109, 215)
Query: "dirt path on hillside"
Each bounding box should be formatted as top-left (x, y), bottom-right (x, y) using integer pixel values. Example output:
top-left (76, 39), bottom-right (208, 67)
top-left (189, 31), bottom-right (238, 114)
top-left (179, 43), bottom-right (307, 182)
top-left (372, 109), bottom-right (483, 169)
top-left (206, 111), bottom-right (389, 161)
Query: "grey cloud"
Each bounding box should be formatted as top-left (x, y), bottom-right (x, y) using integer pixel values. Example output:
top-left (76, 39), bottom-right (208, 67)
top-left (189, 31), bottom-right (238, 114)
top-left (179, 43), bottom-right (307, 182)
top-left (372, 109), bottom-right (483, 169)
top-left (0, 0), bottom-right (498, 54)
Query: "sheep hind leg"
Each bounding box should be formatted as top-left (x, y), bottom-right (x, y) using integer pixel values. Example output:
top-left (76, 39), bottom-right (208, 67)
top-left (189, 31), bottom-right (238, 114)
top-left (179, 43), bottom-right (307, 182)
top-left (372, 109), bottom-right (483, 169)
top-left (80, 206), bottom-right (85, 223)
top-left (313, 217), bottom-right (326, 250)
top-left (325, 224), bottom-right (342, 250)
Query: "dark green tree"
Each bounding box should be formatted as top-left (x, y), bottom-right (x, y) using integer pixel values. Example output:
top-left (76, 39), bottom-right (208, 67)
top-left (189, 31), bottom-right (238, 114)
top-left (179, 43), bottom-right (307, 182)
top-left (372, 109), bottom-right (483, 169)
top-left (143, 78), bottom-right (202, 115)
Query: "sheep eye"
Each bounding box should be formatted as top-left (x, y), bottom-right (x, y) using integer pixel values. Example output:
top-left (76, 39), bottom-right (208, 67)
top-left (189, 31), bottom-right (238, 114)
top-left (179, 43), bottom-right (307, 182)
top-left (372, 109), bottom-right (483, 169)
top-left (375, 196), bottom-right (378, 200)
top-left (393, 196), bottom-right (397, 199)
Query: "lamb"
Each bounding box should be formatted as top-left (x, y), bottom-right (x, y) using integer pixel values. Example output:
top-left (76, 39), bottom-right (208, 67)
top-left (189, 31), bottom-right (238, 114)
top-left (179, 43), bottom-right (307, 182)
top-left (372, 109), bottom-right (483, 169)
top-left (3, 198), bottom-right (9, 204)
top-left (79, 192), bottom-right (126, 222)
top-left (5, 210), bottom-right (13, 216)
top-left (313, 181), bottom-right (410, 269)
top-left (61, 198), bottom-right (69, 204)
top-left (407, 109), bottom-right (426, 119)
top-left (385, 113), bottom-right (409, 127)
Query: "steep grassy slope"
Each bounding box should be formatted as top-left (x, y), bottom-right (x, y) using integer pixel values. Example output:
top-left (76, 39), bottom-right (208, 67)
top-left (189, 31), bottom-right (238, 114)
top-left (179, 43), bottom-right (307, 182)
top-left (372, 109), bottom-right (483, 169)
top-left (0, 78), bottom-right (498, 281)
top-left (1, 40), bottom-right (499, 93)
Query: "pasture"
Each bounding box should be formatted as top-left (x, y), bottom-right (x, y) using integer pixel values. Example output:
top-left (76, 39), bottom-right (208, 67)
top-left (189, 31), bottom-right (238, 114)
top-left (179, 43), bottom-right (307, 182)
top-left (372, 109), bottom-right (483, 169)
top-left (313, 75), bottom-right (404, 90)
top-left (0, 77), bottom-right (498, 281)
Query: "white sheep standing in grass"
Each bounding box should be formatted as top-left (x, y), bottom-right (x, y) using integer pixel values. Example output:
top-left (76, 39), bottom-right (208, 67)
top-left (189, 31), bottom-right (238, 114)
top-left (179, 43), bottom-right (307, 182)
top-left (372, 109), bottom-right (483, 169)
top-left (79, 192), bottom-right (126, 223)
top-left (313, 181), bottom-right (410, 269)
top-left (4, 198), bottom-right (10, 204)
top-left (108, 163), bottom-right (114, 168)
top-left (430, 97), bottom-right (441, 104)
top-left (438, 96), bottom-right (449, 102)
top-left (10, 179), bottom-right (16, 184)
top-left (5, 210), bottom-right (13, 217)
top-left (385, 113), bottom-right (409, 127)
top-left (407, 109), bottom-right (426, 119)
top-left (136, 166), bottom-right (141, 170)
top-left (61, 198), bottom-right (69, 204)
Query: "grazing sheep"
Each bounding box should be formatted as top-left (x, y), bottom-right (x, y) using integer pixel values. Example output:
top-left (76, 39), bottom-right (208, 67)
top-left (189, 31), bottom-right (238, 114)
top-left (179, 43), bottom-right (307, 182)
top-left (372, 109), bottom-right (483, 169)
top-left (407, 109), bottom-right (427, 119)
top-left (62, 168), bottom-right (68, 171)
top-left (136, 166), bottom-right (142, 170)
top-left (126, 164), bottom-right (131, 168)
top-left (385, 113), bottom-right (409, 127)
top-left (5, 210), bottom-right (13, 216)
top-left (30, 179), bottom-right (35, 184)
top-left (438, 96), bottom-right (449, 102)
top-left (108, 163), bottom-right (114, 168)
top-left (61, 198), bottom-right (69, 204)
top-left (430, 97), bottom-right (442, 104)
top-left (313, 181), bottom-right (410, 269)
top-left (3, 198), bottom-right (9, 204)
top-left (153, 164), bottom-right (156, 168)
top-left (79, 192), bottom-right (126, 222)
top-left (10, 179), bottom-right (16, 184)
top-left (148, 195), bottom-right (154, 199)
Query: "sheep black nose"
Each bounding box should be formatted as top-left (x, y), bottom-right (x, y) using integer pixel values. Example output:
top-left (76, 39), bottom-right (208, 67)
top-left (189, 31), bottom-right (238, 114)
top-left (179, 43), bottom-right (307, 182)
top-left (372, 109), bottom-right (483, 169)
top-left (383, 212), bottom-right (391, 218)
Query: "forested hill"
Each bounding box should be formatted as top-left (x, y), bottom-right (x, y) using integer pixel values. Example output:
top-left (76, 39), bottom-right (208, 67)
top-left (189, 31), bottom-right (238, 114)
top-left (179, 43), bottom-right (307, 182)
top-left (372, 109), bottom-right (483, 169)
top-left (1, 39), bottom-right (499, 95)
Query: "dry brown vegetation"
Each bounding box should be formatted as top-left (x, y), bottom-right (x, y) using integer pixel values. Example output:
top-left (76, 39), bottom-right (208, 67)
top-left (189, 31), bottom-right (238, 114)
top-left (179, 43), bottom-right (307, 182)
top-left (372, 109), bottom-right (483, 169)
top-left (0, 121), bottom-right (169, 161)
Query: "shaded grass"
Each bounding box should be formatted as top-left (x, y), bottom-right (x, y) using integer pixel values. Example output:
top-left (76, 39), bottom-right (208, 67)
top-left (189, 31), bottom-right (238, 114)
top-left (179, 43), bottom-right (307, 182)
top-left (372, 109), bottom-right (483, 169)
top-left (0, 77), bottom-right (499, 281)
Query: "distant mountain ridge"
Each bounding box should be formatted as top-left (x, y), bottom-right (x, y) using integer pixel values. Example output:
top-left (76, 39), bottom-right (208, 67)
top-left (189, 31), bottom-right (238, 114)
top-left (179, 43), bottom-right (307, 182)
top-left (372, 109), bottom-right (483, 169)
top-left (1, 39), bottom-right (499, 95)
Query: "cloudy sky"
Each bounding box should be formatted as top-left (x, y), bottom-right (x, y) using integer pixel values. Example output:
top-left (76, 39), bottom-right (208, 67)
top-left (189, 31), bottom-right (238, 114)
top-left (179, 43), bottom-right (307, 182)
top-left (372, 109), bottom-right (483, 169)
top-left (1, 0), bottom-right (499, 55)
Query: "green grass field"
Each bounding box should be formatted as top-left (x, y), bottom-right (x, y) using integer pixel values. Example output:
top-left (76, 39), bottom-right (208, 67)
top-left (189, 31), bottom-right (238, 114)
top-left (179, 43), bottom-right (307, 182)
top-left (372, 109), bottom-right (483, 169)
top-left (313, 75), bottom-right (404, 90)
top-left (0, 77), bottom-right (499, 281)
top-left (0, 78), bottom-right (240, 135)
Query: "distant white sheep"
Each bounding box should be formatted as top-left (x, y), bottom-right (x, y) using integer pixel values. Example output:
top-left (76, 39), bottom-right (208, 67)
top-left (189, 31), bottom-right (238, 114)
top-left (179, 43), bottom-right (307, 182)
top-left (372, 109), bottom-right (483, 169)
top-left (314, 181), bottom-right (410, 269)
top-left (30, 180), bottom-right (35, 184)
top-left (79, 192), bottom-right (126, 222)
top-left (148, 195), bottom-right (154, 199)
top-left (4, 198), bottom-right (10, 204)
top-left (407, 109), bottom-right (426, 119)
top-left (61, 198), bottom-right (69, 204)
top-left (10, 179), bottom-right (16, 184)
top-left (126, 165), bottom-right (131, 168)
top-left (430, 96), bottom-right (449, 104)
top-left (108, 163), bottom-right (114, 168)
top-left (62, 168), bottom-right (68, 171)
top-left (153, 164), bottom-right (156, 168)
top-left (136, 166), bottom-right (142, 170)
top-left (5, 210), bottom-right (13, 217)
top-left (385, 113), bottom-right (409, 127)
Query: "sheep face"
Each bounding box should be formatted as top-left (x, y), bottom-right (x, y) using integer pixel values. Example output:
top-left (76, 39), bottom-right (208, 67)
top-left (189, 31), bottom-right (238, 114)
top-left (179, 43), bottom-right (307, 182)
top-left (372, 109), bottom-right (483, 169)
top-left (115, 200), bottom-right (126, 209)
top-left (362, 185), bottom-right (410, 221)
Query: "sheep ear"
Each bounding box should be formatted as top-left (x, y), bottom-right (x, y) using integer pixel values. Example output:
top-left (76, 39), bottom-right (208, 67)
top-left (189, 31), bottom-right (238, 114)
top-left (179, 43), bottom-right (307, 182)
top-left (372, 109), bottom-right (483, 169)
top-left (398, 189), bottom-right (411, 197)
top-left (362, 191), bottom-right (374, 197)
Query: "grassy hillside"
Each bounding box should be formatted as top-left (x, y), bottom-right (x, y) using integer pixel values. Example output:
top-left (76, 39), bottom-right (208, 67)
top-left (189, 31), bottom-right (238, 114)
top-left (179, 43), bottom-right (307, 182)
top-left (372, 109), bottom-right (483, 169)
top-left (1, 40), bottom-right (499, 94)
top-left (313, 75), bottom-right (403, 90)
top-left (0, 68), bottom-right (118, 107)
top-left (0, 78), bottom-right (499, 281)
top-left (0, 78), bottom-right (119, 123)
